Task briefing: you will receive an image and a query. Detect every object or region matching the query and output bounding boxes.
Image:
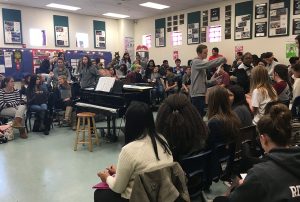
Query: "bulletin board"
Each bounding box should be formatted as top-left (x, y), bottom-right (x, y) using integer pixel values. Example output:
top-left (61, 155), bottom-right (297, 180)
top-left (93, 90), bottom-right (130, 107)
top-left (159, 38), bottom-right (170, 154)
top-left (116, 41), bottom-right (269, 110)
top-left (235, 1), bottom-right (253, 40)
top-left (155, 18), bottom-right (166, 47)
top-left (93, 20), bottom-right (106, 49)
top-left (2, 8), bottom-right (23, 44)
top-left (187, 11), bottom-right (201, 45)
top-left (268, 0), bottom-right (290, 37)
top-left (53, 15), bottom-right (70, 47)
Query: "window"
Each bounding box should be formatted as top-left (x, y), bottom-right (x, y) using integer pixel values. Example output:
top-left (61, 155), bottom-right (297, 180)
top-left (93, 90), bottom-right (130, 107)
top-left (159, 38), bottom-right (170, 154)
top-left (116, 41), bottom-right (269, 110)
top-left (76, 33), bottom-right (89, 48)
top-left (142, 34), bottom-right (151, 48)
top-left (209, 25), bottom-right (222, 42)
top-left (172, 31), bottom-right (182, 46)
top-left (30, 29), bottom-right (46, 46)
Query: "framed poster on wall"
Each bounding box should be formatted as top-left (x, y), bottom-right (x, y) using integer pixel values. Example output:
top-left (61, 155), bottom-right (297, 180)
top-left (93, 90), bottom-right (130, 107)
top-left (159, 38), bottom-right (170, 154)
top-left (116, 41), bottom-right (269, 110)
top-left (294, 0), bottom-right (300, 15)
top-left (293, 18), bottom-right (300, 35)
top-left (155, 28), bottom-right (165, 47)
top-left (255, 22), bottom-right (267, 37)
top-left (225, 5), bottom-right (232, 39)
top-left (55, 26), bottom-right (69, 47)
top-left (95, 30), bottom-right (106, 49)
top-left (268, 0), bottom-right (290, 37)
top-left (2, 9), bottom-right (23, 44)
top-left (210, 8), bottom-right (220, 21)
top-left (255, 3), bottom-right (267, 19)
top-left (187, 23), bottom-right (200, 44)
top-left (235, 14), bottom-right (251, 40)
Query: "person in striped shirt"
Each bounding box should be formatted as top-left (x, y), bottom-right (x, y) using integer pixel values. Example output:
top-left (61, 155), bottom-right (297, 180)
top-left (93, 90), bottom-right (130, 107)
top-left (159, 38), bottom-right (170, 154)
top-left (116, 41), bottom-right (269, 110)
top-left (0, 77), bottom-right (27, 138)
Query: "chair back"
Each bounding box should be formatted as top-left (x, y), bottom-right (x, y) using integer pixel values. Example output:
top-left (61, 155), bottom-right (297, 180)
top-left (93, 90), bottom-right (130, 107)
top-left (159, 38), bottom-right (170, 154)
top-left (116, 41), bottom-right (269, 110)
top-left (179, 150), bottom-right (212, 198)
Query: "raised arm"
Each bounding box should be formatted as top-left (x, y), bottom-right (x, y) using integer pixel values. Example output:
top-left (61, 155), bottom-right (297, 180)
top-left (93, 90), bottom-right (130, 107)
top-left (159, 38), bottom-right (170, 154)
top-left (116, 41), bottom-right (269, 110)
top-left (192, 57), bottom-right (226, 70)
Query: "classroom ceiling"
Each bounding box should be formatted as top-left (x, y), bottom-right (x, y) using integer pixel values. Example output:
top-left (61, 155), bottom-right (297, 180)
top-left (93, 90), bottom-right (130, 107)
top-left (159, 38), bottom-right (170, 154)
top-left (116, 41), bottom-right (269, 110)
top-left (0, 0), bottom-right (222, 19)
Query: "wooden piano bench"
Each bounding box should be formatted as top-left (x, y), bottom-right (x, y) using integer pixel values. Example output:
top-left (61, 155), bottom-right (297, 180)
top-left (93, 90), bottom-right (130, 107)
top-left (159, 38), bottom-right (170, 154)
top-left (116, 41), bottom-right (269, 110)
top-left (74, 112), bottom-right (100, 152)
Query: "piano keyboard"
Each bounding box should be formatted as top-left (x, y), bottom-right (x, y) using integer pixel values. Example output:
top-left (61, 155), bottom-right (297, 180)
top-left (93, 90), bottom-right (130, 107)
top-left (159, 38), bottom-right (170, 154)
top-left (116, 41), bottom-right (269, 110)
top-left (76, 102), bottom-right (118, 114)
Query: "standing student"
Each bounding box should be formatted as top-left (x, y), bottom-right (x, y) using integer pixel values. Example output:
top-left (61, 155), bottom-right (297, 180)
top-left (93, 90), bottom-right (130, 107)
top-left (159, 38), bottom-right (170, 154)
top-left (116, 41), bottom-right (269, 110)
top-left (190, 44), bottom-right (226, 116)
top-left (272, 64), bottom-right (291, 105)
top-left (78, 55), bottom-right (99, 88)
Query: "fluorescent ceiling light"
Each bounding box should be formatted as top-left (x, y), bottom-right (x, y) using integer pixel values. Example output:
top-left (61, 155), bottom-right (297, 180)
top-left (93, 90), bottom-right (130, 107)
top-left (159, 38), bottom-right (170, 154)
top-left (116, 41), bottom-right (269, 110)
top-left (140, 2), bottom-right (170, 10)
top-left (103, 13), bottom-right (129, 18)
top-left (46, 3), bottom-right (81, 11)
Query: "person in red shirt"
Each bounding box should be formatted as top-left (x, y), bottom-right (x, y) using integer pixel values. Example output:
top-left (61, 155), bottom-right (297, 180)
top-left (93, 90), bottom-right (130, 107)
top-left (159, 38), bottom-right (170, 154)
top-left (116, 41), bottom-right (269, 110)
top-left (208, 47), bottom-right (223, 61)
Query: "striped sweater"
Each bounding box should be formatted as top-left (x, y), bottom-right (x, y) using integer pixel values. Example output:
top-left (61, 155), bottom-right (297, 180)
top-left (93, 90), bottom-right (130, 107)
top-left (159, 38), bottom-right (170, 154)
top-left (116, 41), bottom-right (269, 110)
top-left (0, 89), bottom-right (21, 110)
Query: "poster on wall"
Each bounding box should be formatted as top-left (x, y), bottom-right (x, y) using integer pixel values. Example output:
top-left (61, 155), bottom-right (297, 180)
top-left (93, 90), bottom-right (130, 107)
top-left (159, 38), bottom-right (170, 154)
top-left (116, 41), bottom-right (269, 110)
top-left (286, 43), bottom-right (297, 58)
top-left (269, 1), bottom-right (289, 37)
top-left (202, 10), bottom-right (208, 26)
top-left (4, 52), bottom-right (12, 68)
top-left (187, 23), bottom-right (200, 44)
top-left (210, 8), bottom-right (220, 22)
top-left (201, 27), bottom-right (207, 43)
top-left (293, 18), bottom-right (300, 35)
top-left (255, 22), bottom-right (267, 37)
top-left (225, 5), bottom-right (232, 39)
top-left (95, 30), bottom-right (106, 49)
top-left (4, 21), bottom-right (22, 44)
top-left (294, 0), bottom-right (300, 15)
top-left (124, 37), bottom-right (135, 60)
top-left (55, 26), bottom-right (69, 46)
top-left (235, 14), bottom-right (251, 40)
top-left (255, 3), bottom-right (267, 19)
top-left (155, 28), bottom-right (165, 47)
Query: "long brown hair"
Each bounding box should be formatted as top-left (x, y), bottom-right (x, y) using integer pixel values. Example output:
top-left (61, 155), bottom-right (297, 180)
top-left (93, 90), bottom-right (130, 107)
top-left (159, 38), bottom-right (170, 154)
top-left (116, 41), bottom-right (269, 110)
top-left (58, 75), bottom-right (70, 89)
top-left (207, 86), bottom-right (241, 141)
top-left (250, 66), bottom-right (277, 101)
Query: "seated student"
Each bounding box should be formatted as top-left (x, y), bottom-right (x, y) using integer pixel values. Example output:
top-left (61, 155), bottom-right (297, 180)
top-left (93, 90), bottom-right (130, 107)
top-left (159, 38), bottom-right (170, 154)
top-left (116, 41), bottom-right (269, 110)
top-left (26, 75), bottom-right (49, 135)
top-left (250, 66), bottom-right (277, 125)
top-left (148, 66), bottom-right (164, 103)
top-left (292, 64), bottom-right (300, 102)
top-left (164, 67), bottom-right (178, 96)
top-left (94, 102), bottom-right (172, 202)
top-left (125, 64), bottom-right (144, 84)
top-left (227, 85), bottom-right (253, 128)
top-left (272, 64), bottom-right (291, 105)
top-left (20, 74), bottom-right (31, 99)
top-left (181, 66), bottom-right (191, 94)
top-left (56, 75), bottom-right (73, 125)
top-left (212, 65), bottom-right (230, 87)
top-left (0, 77), bottom-right (27, 138)
top-left (214, 104), bottom-right (300, 202)
top-left (207, 86), bottom-right (241, 179)
top-left (156, 93), bottom-right (208, 161)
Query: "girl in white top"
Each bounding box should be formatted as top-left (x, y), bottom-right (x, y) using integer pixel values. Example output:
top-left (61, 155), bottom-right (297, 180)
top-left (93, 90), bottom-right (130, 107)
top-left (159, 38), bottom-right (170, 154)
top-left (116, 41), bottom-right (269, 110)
top-left (250, 66), bottom-right (277, 124)
top-left (94, 102), bottom-right (173, 202)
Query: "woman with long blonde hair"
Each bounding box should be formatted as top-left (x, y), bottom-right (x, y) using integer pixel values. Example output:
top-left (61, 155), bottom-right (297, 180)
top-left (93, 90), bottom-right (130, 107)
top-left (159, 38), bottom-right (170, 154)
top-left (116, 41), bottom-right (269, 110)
top-left (250, 66), bottom-right (277, 124)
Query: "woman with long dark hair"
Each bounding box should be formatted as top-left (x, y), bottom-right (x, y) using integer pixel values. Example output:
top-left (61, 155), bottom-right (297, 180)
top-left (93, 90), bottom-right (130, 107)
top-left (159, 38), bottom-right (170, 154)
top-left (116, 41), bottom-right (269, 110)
top-left (26, 74), bottom-right (49, 135)
top-left (78, 55), bottom-right (99, 88)
top-left (94, 102), bottom-right (172, 202)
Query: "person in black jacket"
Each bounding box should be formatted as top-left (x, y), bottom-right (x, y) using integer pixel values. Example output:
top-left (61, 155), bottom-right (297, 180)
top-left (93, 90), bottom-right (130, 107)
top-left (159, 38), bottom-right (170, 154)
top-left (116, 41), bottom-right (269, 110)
top-left (214, 103), bottom-right (300, 202)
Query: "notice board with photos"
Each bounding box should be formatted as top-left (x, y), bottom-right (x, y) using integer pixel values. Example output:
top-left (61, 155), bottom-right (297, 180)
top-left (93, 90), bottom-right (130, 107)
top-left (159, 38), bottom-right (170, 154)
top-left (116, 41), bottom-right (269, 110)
top-left (155, 18), bottom-right (166, 47)
top-left (268, 0), bottom-right (290, 37)
top-left (93, 20), bottom-right (106, 49)
top-left (235, 1), bottom-right (253, 40)
top-left (53, 15), bottom-right (70, 47)
top-left (2, 8), bottom-right (22, 44)
top-left (187, 11), bottom-right (200, 45)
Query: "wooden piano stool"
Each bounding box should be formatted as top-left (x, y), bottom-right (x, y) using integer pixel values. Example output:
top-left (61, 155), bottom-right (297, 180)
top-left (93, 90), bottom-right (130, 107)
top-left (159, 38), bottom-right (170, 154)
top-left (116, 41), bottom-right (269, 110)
top-left (74, 112), bottom-right (100, 152)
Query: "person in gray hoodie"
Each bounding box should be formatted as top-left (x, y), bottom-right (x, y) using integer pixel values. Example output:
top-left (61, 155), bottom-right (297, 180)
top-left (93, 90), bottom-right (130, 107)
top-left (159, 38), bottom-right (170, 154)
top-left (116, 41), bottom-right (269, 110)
top-left (214, 104), bottom-right (300, 202)
top-left (190, 44), bottom-right (226, 116)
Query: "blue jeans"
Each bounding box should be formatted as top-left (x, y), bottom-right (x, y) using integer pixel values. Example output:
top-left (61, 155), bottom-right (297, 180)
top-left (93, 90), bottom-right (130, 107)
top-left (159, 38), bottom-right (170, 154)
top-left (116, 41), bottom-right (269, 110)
top-left (191, 96), bottom-right (206, 117)
top-left (30, 104), bottom-right (47, 112)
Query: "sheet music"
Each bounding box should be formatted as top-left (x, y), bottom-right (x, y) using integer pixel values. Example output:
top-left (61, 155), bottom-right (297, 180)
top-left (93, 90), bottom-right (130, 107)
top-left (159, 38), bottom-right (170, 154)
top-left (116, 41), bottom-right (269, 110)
top-left (95, 77), bottom-right (116, 92)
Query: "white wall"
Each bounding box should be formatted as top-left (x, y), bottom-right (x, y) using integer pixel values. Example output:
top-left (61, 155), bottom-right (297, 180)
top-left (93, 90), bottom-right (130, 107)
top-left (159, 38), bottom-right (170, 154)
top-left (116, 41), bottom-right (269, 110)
top-left (134, 0), bottom-right (298, 66)
top-left (0, 3), bottom-right (133, 54)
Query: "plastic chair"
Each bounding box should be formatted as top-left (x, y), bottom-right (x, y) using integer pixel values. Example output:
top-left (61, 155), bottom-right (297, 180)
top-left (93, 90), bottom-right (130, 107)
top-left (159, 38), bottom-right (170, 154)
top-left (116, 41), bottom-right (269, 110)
top-left (179, 150), bottom-right (212, 199)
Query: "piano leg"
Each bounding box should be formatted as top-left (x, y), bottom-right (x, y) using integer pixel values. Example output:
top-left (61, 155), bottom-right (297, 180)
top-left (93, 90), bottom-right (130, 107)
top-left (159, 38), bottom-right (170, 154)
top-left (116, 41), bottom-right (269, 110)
top-left (107, 116), bottom-right (111, 136)
top-left (112, 117), bottom-right (116, 137)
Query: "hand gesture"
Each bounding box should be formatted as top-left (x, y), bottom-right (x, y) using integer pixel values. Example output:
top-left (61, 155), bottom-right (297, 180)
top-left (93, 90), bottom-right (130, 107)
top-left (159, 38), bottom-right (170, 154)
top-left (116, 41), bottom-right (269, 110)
top-left (97, 170), bottom-right (110, 183)
top-left (106, 165), bottom-right (116, 175)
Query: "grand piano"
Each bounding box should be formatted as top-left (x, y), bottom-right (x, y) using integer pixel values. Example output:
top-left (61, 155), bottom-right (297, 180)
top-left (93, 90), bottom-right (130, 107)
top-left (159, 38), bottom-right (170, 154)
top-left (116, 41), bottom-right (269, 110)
top-left (75, 81), bottom-right (153, 141)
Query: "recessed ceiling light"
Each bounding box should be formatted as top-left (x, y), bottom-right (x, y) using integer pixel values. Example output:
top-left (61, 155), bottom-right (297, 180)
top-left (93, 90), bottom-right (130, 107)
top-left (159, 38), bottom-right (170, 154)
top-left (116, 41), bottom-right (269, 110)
top-left (140, 2), bottom-right (170, 10)
top-left (103, 13), bottom-right (130, 18)
top-left (46, 3), bottom-right (81, 11)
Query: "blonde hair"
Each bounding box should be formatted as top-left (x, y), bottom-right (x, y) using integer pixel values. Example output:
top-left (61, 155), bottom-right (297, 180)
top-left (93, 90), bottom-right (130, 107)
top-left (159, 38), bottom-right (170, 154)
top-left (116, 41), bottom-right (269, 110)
top-left (250, 66), bottom-right (277, 101)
